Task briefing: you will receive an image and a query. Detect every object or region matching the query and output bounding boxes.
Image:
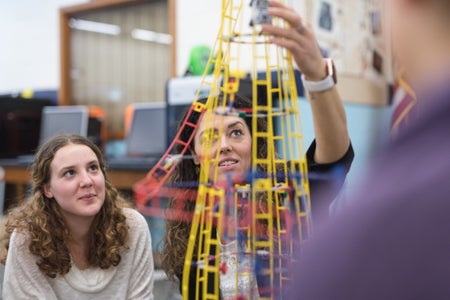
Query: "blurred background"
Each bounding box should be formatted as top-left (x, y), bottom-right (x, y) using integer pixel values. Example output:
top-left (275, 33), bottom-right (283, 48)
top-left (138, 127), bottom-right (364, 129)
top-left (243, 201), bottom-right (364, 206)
top-left (0, 0), bottom-right (405, 298)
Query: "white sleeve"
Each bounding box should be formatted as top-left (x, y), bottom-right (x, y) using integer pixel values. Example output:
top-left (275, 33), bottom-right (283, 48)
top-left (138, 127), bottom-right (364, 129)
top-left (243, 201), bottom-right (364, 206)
top-left (125, 209), bottom-right (155, 300)
top-left (3, 231), bottom-right (57, 300)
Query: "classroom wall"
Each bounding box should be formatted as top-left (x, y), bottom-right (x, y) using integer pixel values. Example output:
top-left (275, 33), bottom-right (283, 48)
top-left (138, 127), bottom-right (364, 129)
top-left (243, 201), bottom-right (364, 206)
top-left (175, 0), bottom-right (306, 76)
top-left (0, 0), bottom-right (89, 94)
top-left (0, 0), bottom-right (339, 92)
top-left (0, 0), bottom-right (213, 93)
top-left (175, 0), bottom-right (220, 76)
top-left (298, 99), bottom-right (392, 189)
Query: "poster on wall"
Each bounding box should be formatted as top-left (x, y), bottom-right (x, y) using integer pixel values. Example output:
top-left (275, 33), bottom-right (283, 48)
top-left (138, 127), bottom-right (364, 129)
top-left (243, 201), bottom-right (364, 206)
top-left (305, 0), bottom-right (392, 105)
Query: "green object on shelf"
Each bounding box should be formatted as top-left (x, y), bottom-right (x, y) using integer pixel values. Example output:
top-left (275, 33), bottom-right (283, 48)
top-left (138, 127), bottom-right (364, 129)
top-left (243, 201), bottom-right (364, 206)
top-left (188, 45), bottom-right (214, 76)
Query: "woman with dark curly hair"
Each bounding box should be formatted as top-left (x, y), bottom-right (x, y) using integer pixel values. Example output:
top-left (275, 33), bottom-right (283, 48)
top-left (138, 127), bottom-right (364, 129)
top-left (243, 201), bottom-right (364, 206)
top-left (1, 134), bottom-right (154, 299)
top-left (162, 2), bottom-right (355, 298)
top-left (163, 90), bottom-right (353, 298)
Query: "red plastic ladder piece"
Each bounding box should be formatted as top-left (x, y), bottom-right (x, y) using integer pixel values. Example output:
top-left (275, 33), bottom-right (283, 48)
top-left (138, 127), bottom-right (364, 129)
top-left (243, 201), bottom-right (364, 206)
top-left (133, 101), bottom-right (206, 209)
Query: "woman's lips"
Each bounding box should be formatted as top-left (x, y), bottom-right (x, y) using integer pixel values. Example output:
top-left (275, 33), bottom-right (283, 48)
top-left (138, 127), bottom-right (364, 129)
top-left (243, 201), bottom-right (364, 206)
top-left (219, 160), bottom-right (238, 167)
top-left (79, 193), bottom-right (96, 200)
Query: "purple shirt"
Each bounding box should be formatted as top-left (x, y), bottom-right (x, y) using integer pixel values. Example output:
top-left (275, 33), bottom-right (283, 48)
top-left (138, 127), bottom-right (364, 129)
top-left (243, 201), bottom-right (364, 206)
top-left (286, 77), bottom-right (450, 299)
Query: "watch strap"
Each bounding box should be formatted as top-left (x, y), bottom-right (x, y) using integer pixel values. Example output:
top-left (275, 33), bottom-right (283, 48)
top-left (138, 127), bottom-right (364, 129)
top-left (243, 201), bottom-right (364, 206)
top-left (301, 58), bottom-right (336, 93)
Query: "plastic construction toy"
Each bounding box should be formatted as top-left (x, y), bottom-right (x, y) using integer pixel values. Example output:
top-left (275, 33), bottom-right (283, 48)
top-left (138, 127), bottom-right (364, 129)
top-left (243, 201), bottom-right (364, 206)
top-left (249, 0), bottom-right (272, 27)
top-left (133, 0), bottom-right (311, 299)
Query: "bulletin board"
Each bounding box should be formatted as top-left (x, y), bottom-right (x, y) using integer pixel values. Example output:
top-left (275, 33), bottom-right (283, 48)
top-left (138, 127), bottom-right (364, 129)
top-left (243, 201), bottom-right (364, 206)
top-left (297, 0), bottom-right (392, 105)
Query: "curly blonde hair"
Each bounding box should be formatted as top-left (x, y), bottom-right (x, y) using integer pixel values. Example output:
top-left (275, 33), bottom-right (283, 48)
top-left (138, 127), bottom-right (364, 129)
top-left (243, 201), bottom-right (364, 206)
top-left (1, 134), bottom-right (132, 278)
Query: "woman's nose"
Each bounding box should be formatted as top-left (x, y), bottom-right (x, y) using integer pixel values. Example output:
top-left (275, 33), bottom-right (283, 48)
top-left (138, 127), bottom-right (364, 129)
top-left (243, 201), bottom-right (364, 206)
top-left (219, 135), bottom-right (232, 153)
top-left (79, 171), bottom-right (93, 187)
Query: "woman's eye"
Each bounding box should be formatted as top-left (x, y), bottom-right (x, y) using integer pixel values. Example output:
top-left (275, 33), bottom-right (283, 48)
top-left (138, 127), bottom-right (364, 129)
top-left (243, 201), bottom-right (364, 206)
top-left (201, 132), bottom-right (217, 144)
top-left (89, 164), bottom-right (99, 172)
top-left (63, 170), bottom-right (75, 177)
top-left (201, 135), bottom-right (211, 144)
top-left (230, 129), bottom-right (243, 137)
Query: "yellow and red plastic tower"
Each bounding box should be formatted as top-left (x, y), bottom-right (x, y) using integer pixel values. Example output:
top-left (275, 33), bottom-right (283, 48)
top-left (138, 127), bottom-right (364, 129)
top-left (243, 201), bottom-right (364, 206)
top-left (134, 0), bottom-right (311, 298)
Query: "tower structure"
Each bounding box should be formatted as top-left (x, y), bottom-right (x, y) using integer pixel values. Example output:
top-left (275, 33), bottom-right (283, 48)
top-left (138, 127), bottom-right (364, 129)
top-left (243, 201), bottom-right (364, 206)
top-left (134, 0), bottom-right (311, 298)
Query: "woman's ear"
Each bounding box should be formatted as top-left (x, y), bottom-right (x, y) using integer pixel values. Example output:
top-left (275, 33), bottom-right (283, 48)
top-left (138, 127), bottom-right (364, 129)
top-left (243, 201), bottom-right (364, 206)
top-left (190, 148), bottom-right (200, 165)
top-left (43, 184), bottom-right (54, 199)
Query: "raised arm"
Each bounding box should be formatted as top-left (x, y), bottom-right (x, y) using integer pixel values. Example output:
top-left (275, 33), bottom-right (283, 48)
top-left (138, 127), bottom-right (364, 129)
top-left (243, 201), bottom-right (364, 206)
top-left (262, 1), bottom-right (350, 164)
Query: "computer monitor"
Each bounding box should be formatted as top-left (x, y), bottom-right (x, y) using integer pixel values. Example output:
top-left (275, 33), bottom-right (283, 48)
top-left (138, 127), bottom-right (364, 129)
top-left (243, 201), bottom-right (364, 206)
top-left (166, 76), bottom-right (214, 145)
top-left (126, 102), bottom-right (167, 157)
top-left (39, 106), bottom-right (89, 146)
top-left (0, 97), bottom-right (53, 158)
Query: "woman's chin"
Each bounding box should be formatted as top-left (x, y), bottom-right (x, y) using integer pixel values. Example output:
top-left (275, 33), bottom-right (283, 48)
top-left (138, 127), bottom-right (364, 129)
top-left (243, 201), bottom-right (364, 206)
top-left (215, 170), bottom-right (246, 185)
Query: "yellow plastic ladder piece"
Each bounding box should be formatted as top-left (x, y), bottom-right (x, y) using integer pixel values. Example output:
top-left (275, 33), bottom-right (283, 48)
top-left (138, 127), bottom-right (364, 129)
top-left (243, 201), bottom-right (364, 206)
top-left (178, 1), bottom-right (312, 299)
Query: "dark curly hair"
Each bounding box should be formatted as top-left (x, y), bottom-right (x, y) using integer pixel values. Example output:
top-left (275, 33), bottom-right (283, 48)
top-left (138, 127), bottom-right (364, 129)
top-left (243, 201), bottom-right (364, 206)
top-left (162, 94), bottom-right (269, 280)
top-left (1, 134), bottom-right (132, 278)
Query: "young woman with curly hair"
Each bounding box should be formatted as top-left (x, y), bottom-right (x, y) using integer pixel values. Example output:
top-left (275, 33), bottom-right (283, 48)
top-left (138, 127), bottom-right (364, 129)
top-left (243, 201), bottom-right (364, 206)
top-left (163, 88), bottom-right (353, 298)
top-left (1, 134), bottom-right (154, 299)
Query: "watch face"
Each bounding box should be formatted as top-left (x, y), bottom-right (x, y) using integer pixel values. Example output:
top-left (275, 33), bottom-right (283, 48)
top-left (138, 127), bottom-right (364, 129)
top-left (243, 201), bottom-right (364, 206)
top-left (325, 58), bottom-right (337, 84)
top-left (331, 60), bottom-right (337, 84)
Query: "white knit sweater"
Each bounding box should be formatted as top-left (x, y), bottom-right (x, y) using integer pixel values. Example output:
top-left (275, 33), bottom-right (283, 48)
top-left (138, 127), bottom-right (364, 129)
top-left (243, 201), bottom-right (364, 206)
top-left (2, 208), bottom-right (154, 299)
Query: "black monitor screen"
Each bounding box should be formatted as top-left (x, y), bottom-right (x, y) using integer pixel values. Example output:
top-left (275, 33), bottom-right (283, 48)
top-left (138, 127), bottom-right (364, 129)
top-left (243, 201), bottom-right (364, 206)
top-left (126, 103), bottom-right (167, 157)
top-left (167, 103), bottom-right (192, 146)
top-left (0, 97), bottom-right (53, 158)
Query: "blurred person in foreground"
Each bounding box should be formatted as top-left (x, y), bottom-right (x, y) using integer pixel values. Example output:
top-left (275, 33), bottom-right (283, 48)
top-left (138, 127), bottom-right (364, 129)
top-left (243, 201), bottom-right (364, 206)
top-left (286, 0), bottom-right (450, 299)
